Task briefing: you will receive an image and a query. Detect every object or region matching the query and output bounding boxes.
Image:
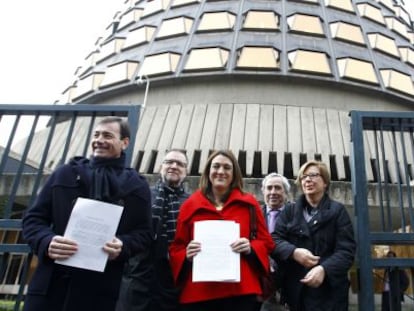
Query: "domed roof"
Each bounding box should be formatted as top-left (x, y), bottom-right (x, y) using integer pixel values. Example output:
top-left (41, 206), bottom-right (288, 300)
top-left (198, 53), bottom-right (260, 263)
top-left (61, 0), bottom-right (414, 104)
top-left (48, 0), bottom-right (414, 181)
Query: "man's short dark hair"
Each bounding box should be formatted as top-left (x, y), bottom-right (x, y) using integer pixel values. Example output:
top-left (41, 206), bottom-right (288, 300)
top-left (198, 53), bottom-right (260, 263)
top-left (165, 149), bottom-right (188, 162)
top-left (97, 117), bottom-right (131, 139)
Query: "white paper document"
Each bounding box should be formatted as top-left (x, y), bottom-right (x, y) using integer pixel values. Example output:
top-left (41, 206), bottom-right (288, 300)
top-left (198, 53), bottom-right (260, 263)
top-left (55, 197), bottom-right (124, 272)
top-left (192, 220), bottom-right (240, 282)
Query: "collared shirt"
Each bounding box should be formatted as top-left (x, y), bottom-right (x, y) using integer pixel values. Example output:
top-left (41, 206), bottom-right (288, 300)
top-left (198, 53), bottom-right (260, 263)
top-left (266, 205), bottom-right (284, 234)
top-left (303, 204), bottom-right (319, 222)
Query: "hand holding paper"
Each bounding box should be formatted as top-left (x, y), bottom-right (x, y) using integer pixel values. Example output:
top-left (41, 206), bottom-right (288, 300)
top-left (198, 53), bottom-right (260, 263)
top-left (103, 237), bottom-right (123, 260)
top-left (186, 240), bottom-right (201, 261)
top-left (48, 235), bottom-right (78, 260)
top-left (192, 220), bottom-right (240, 282)
top-left (55, 197), bottom-right (124, 272)
top-left (230, 237), bottom-right (251, 255)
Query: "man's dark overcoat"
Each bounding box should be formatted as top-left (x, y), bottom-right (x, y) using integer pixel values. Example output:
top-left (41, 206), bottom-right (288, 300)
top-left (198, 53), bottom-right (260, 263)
top-left (116, 179), bottom-right (190, 311)
top-left (22, 156), bottom-right (152, 311)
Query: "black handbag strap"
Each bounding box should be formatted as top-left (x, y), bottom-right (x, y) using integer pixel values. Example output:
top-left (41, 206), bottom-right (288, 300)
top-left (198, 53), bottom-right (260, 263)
top-left (248, 204), bottom-right (257, 240)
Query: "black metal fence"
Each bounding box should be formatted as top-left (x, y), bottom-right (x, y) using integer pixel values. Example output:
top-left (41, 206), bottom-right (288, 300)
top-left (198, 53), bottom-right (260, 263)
top-left (0, 104), bottom-right (140, 311)
top-left (1, 107), bottom-right (414, 310)
top-left (350, 110), bottom-right (414, 311)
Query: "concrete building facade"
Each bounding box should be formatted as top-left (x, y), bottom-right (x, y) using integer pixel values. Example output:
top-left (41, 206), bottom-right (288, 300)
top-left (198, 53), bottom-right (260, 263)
top-left (4, 0), bottom-right (414, 304)
top-left (48, 0), bottom-right (413, 182)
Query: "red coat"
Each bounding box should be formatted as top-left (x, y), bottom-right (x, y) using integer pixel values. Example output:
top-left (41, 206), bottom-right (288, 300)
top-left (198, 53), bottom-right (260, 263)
top-left (169, 189), bottom-right (275, 303)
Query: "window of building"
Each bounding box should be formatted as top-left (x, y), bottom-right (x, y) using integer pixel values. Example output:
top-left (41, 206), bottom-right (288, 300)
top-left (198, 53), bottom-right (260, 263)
top-left (330, 21), bottom-right (365, 45)
top-left (287, 14), bottom-right (324, 36)
top-left (375, 0), bottom-right (395, 13)
top-left (337, 57), bottom-right (378, 84)
top-left (73, 72), bottom-right (105, 100)
top-left (399, 47), bottom-right (414, 67)
top-left (60, 84), bottom-right (77, 104)
top-left (156, 16), bottom-right (193, 39)
top-left (100, 60), bottom-right (139, 88)
top-left (197, 11), bottom-right (236, 32)
top-left (117, 8), bottom-right (144, 31)
top-left (287, 0), bottom-right (319, 4)
top-left (242, 10), bottom-right (279, 31)
top-left (138, 52), bottom-right (181, 76)
top-left (236, 46), bottom-right (280, 70)
top-left (171, 0), bottom-right (201, 8)
top-left (357, 3), bottom-right (385, 25)
top-left (184, 47), bottom-right (229, 71)
top-left (408, 33), bottom-right (414, 45)
top-left (394, 5), bottom-right (411, 26)
top-left (288, 50), bottom-right (331, 75)
top-left (380, 69), bottom-right (414, 96)
top-left (124, 0), bottom-right (136, 8)
top-left (123, 26), bottom-right (156, 50)
top-left (97, 38), bottom-right (126, 63)
top-left (385, 17), bottom-right (409, 40)
top-left (79, 51), bottom-right (99, 76)
top-left (324, 0), bottom-right (354, 13)
top-left (368, 33), bottom-right (400, 58)
top-left (101, 21), bottom-right (118, 41)
top-left (141, 0), bottom-right (170, 18)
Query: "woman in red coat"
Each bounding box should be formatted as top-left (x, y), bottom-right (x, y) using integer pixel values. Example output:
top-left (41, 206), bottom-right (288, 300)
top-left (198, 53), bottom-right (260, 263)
top-left (169, 150), bottom-right (275, 311)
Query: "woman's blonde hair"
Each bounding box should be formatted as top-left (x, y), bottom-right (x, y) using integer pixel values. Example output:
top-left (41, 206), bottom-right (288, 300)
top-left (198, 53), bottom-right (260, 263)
top-left (295, 160), bottom-right (330, 190)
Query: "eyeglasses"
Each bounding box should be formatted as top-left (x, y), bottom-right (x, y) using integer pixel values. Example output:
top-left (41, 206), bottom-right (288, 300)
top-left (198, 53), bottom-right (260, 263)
top-left (300, 173), bottom-right (321, 181)
top-left (163, 159), bottom-right (187, 168)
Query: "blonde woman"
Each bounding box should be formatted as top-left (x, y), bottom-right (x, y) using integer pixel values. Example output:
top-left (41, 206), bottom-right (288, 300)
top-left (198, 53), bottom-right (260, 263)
top-left (271, 160), bottom-right (356, 311)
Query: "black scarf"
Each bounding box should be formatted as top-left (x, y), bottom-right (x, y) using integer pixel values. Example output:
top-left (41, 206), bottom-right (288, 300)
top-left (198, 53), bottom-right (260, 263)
top-left (70, 152), bottom-right (137, 203)
top-left (152, 179), bottom-right (186, 243)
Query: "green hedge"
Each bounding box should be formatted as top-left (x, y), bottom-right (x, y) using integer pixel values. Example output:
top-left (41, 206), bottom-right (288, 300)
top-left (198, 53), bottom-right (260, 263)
top-left (0, 300), bottom-right (22, 311)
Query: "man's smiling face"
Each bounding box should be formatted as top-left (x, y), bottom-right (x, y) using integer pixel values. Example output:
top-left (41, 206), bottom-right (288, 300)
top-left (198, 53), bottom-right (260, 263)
top-left (161, 151), bottom-right (187, 187)
top-left (91, 121), bottom-right (128, 158)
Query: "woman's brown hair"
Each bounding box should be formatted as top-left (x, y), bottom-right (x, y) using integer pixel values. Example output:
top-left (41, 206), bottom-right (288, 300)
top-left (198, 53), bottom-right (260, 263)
top-left (199, 150), bottom-right (244, 202)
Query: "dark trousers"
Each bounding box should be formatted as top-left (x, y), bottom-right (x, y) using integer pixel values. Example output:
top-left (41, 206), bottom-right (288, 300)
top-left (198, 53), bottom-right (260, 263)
top-left (24, 271), bottom-right (118, 311)
top-left (149, 258), bottom-right (180, 311)
top-left (382, 291), bottom-right (403, 311)
top-left (180, 295), bottom-right (261, 311)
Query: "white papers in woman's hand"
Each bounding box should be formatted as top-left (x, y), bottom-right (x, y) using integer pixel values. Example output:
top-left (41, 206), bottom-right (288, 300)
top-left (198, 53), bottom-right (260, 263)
top-left (192, 220), bottom-right (240, 282)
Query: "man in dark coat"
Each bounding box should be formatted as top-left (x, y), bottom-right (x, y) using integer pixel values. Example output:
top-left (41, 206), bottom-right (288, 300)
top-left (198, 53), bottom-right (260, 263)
top-left (260, 172), bottom-right (291, 311)
top-left (381, 250), bottom-right (410, 311)
top-left (271, 160), bottom-right (356, 311)
top-left (22, 117), bottom-right (152, 311)
top-left (117, 149), bottom-right (189, 311)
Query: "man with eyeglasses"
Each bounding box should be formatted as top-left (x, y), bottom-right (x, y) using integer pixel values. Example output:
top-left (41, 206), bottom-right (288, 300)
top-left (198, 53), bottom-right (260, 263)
top-left (260, 173), bottom-right (291, 311)
top-left (117, 149), bottom-right (189, 311)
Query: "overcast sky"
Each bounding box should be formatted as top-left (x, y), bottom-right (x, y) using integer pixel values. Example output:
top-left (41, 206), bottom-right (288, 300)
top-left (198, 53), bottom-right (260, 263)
top-left (0, 1), bottom-right (413, 105)
top-left (0, 0), bottom-right (122, 105)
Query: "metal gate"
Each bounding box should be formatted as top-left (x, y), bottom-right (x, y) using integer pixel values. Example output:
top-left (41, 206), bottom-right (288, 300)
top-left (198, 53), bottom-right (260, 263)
top-left (0, 104), bottom-right (140, 311)
top-left (350, 110), bottom-right (414, 310)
